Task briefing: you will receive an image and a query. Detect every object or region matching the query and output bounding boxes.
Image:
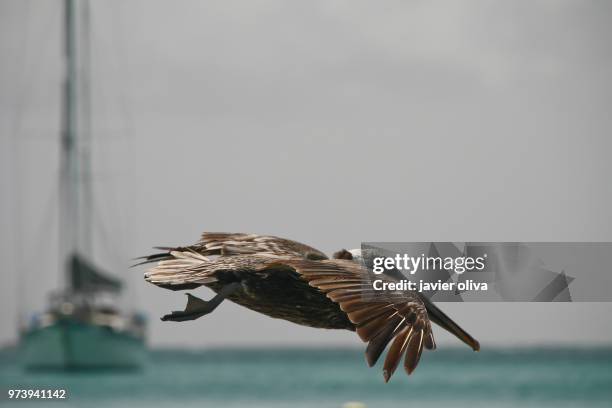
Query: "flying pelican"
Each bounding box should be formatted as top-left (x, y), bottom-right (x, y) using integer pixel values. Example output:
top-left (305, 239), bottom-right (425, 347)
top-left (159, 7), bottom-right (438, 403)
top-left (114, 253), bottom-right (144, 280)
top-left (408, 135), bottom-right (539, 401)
top-left (140, 232), bottom-right (480, 381)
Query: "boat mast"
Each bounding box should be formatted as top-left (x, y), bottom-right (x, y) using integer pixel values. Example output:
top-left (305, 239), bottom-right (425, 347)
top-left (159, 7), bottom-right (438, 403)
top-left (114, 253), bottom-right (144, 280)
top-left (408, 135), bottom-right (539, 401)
top-left (80, 0), bottom-right (93, 257)
top-left (61, 0), bottom-right (92, 291)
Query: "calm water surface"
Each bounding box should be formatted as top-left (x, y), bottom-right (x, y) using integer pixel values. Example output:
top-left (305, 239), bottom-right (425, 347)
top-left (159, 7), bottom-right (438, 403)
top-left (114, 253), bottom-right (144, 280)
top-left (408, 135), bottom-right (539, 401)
top-left (1, 347), bottom-right (611, 408)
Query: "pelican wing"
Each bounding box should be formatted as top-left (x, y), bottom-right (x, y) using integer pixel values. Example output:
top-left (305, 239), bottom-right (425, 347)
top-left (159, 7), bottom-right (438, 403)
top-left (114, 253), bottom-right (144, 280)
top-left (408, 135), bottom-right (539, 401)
top-left (145, 253), bottom-right (277, 288)
top-left (266, 258), bottom-right (435, 382)
top-left (137, 232), bottom-right (328, 267)
top-left (196, 232), bottom-right (329, 259)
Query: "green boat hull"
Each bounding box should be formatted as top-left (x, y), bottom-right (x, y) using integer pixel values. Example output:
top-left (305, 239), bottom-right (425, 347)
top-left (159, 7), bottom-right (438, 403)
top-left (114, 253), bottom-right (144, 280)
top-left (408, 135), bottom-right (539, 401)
top-left (22, 320), bottom-right (146, 370)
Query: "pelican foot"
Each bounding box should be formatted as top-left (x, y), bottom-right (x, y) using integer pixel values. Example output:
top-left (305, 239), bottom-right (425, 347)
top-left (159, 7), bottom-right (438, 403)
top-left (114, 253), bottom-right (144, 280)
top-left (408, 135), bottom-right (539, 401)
top-left (161, 293), bottom-right (212, 321)
top-left (161, 282), bottom-right (241, 322)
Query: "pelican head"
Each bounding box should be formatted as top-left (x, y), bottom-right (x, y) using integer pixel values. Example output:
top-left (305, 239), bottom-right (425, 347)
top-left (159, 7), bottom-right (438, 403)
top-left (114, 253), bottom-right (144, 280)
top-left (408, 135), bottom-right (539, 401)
top-left (332, 248), bottom-right (362, 262)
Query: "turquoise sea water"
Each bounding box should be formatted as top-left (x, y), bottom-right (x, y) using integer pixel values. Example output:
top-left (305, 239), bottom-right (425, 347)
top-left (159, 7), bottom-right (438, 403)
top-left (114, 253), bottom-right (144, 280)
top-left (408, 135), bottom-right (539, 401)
top-left (1, 347), bottom-right (611, 408)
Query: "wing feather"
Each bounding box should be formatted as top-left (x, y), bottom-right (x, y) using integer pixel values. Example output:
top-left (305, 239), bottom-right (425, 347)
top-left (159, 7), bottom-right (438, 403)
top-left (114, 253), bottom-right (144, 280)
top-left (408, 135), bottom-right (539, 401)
top-left (356, 311), bottom-right (400, 342)
top-left (347, 304), bottom-right (395, 324)
top-left (273, 258), bottom-right (435, 382)
top-left (198, 232), bottom-right (328, 259)
top-left (404, 329), bottom-right (424, 375)
top-left (383, 326), bottom-right (412, 382)
top-left (365, 315), bottom-right (403, 367)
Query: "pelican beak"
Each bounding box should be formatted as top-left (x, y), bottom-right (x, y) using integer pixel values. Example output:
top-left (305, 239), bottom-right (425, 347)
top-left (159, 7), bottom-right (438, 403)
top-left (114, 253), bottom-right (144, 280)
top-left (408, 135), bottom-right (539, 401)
top-left (420, 294), bottom-right (480, 351)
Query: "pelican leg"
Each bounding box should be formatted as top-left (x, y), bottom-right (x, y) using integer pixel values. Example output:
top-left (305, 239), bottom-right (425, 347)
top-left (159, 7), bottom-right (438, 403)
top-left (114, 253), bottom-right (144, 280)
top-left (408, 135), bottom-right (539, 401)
top-left (161, 282), bottom-right (241, 322)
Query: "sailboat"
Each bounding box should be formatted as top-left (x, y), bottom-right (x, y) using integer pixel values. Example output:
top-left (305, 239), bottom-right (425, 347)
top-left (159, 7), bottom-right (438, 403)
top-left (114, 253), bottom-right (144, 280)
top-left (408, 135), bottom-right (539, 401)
top-left (20, 0), bottom-right (146, 369)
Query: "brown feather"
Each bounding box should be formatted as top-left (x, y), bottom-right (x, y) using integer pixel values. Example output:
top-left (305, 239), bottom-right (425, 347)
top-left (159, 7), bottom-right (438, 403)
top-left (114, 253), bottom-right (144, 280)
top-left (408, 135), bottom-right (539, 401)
top-left (327, 293), bottom-right (362, 303)
top-left (382, 326), bottom-right (412, 382)
top-left (339, 299), bottom-right (376, 313)
top-left (355, 311), bottom-right (398, 341)
top-left (404, 330), bottom-right (424, 375)
top-left (309, 277), bottom-right (362, 286)
top-left (365, 315), bottom-right (403, 367)
top-left (424, 332), bottom-right (436, 350)
top-left (316, 282), bottom-right (370, 291)
top-left (347, 304), bottom-right (394, 324)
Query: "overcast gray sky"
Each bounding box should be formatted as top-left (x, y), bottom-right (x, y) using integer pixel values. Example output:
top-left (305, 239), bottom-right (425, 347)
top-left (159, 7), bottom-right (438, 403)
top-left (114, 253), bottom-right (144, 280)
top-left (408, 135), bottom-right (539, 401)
top-left (1, 0), bottom-right (612, 348)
